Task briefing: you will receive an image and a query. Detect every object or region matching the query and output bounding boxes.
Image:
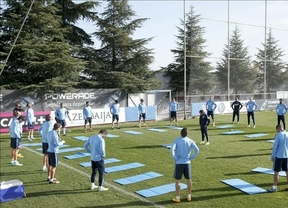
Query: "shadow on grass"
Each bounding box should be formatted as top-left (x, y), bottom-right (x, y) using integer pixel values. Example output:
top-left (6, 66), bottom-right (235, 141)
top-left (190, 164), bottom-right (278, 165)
top-left (224, 171), bottom-right (259, 176)
top-left (25, 188), bottom-right (92, 198)
top-left (76, 200), bottom-right (169, 208)
top-left (237, 138), bottom-right (272, 142)
top-left (121, 145), bottom-right (164, 149)
top-left (77, 191), bottom-right (244, 208)
top-left (0, 170), bottom-right (39, 176)
top-left (206, 153), bottom-right (269, 159)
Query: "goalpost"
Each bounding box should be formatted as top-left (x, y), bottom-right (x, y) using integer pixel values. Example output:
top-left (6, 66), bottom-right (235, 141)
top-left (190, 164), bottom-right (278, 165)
top-left (146, 90), bottom-right (172, 121)
top-left (128, 90), bottom-right (171, 121)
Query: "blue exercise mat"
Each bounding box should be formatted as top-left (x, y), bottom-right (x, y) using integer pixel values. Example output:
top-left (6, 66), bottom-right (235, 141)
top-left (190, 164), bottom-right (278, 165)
top-left (79, 158), bottom-right (121, 167)
top-left (266, 140), bottom-right (274, 143)
top-left (114, 172), bottom-right (163, 185)
top-left (105, 162), bottom-right (145, 173)
top-left (123, 130), bottom-right (143, 135)
top-left (58, 147), bottom-right (84, 153)
top-left (216, 124), bottom-right (234, 129)
top-left (21, 143), bottom-right (42, 147)
top-left (73, 136), bottom-right (89, 141)
top-left (251, 167), bottom-right (286, 177)
top-left (245, 133), bottom-right (268, 138)
top-left (106, 134), bottom-right (120, 138)
top-left (166, 126), bottom-right (183, 130)
top-left (161, 144), bottom-right (172, 149)
top-left (147, 128), bottom-right (167, 133)
top-left (136, 183), bottom-right (187, 198)
top-left (35, 145), bottom-right (69, 151)
top-left (221, 130), bottom-right (245, 135)
top-left (221, 178), bottom-right (267, 194)
top-left (63, 152), bottom-right (91, 160)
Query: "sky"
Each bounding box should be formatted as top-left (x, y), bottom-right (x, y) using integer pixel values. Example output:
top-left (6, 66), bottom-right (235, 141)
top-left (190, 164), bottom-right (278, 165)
top-left (75, 0), bottom-right (288, 71)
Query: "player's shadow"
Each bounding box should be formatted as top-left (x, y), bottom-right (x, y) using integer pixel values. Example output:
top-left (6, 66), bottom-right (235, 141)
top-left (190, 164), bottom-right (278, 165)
top-left (121, 145), bottom-right (163, 149)
top-left (0, 170), bottom-right (37, 176)
top-left (237, 138), bottom-right (271, 142)
top-left (25, 188), bottom-right (92, 198)
top-left (224, 171), bottom-right (259, 176)
top-left (206, 153), bottom-right (269, 159)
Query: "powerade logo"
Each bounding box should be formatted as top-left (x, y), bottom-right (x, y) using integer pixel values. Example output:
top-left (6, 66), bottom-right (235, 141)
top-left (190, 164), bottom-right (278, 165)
top-left (218, 103), bottom-right (225, 113)
top-left (45, 93), bottom-right (96, 100)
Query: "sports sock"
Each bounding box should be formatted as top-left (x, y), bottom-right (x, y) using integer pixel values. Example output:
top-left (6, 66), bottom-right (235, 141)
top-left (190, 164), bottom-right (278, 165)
top-left (175, 196), bottom-right (180, 200)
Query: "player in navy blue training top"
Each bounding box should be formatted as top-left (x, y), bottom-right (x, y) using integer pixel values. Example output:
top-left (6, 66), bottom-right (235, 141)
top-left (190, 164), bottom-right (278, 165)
top-left (231, 97), bottom-right (243, 124)
top-left (199, 110), bottom-right (210, 145)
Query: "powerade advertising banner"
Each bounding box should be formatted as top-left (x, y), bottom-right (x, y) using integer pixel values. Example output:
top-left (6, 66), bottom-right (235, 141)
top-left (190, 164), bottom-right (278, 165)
top-left (1, 89), bottom-right (125, 112)
top-left (0, 89), bottom-right (157, 133)
top-left (0, 89), bottom-right (125, 133)
top-left (190, 99), bottom-right (279, 116)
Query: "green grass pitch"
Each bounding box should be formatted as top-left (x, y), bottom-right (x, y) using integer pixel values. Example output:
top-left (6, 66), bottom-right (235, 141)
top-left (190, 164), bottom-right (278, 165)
top-left (1, 111), bottom-right (287, 208)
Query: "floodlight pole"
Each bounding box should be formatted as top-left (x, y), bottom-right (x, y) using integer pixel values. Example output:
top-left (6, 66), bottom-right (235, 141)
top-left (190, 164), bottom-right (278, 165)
top-left (227, 0), bottom-right (230, 101)
top-left (264, 0), bottom-right (267, 99)
top-left (183, 0), bottom-right (187, 119)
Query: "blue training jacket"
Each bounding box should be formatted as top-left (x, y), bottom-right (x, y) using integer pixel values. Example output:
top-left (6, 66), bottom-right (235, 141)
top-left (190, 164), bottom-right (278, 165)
top-left (84, 134), bottom-right (106, 162)
top-left (170, 136), bottom-right (199, 164)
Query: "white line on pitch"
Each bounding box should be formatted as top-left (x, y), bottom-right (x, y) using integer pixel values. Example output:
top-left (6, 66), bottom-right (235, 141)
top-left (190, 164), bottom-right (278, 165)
top-left (25, 147), bottom-right (166, 208)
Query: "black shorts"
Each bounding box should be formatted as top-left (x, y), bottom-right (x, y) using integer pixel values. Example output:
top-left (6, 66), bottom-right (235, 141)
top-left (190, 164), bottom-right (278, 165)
top-left (173, 163), bottom-right (191, 180)
top-left (139, 113), bottom-right (146, 119)
top-left (42, 142), bottom-right (48, 154)
top-left (112, 114), bottom-right (119, 121)
top-left (207, 111), bottom-right (214, 117)
top-left (48, 152), bottom-right (58, 167)
top-left (273, 157), bottom-right (288, 172)
top-left (58, 119), bottom-right (66, 128)
top-left (170, 111), bottom-right (177, 118)
top-left (85, 117), bottom-right (92, 125)
top-left (11, 138), bottom-right (20, 149)
top-left (28, 122), bottom-right (35, 130)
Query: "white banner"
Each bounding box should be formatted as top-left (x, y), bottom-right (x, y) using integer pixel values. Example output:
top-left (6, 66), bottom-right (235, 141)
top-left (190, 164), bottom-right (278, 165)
top-left (51, 107), bottom-right (126, 127)
top-left (214, 100), bottom-right (248, 114)
top-left (190, 100), bottom-right (249, 116)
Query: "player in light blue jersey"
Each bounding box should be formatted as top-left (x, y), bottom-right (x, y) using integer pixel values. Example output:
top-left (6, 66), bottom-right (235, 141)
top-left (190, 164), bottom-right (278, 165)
top-left (55, 103), bottom-right (69, 136)
top-left (110, 100), bottom-right (120, 129)
top-left (47, 123), bottom-right (65, 184)
top-left (138, 99), bottom-right (147, 128)
top-left (38, 114), bottom-right (53, 172)
top-left (206, 96), bottom-right (217, 127)
top-left (169, 97), bottom-right (180, 126)
top-left (83, 101), bottom-right (93, 132)
top-left (9, 114), bottom-right (25, 166)
top-left (26, 103), bottom-right (36, 141)
top-left (267, 125), bottom-right (288, 192)
top-left (84, 129), bottom-right (109, 191)
top-left (276, 98), bottom-right (288, 130)
top-left (246, 98), bottom-right (258, 128)
top-left (170, 128), bottom-right (199, 203)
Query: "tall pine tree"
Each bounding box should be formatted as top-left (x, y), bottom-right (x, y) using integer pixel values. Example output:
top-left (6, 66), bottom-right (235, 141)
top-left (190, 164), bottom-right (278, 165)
top-left (86, 0), bottom-right (159, 93)
top-left (55, 0), bottom-right (99, 46)
top-left (216, 27), bottom-right (255, 94)
top-left (255, 29), bottom-right (287, 93)
top-left (163, 6), bottom-right (213, 95)
top-left (0, 0), bottom-right (86, 92)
